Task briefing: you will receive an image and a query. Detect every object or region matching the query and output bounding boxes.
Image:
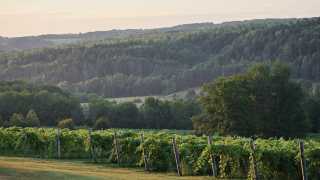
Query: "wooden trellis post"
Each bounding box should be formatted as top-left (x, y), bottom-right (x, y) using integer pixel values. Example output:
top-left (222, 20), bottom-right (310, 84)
top-left (56, 128), bottom-right (61, 159)
top-left (207, 136), bottom-right (217, 177)
top-left (250, 140), bottom-right (259, 180)
top-left (88, 128), bottom-right (95, 161)
top-left (299, 141), bottom-right (308, 180)
top-left (114, 131), bottom-right (120, 165)
top-left (23, 131), bottom-right (28, 156)
top-left (140, 133), bottom-right (149, 171)
top-left (172, 136), bottom-right (182, 176)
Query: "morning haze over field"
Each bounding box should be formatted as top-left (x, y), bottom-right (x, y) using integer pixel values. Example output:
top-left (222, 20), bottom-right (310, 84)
top-left (1, 0), bottom-right (320, 37)
top-left (1, 1), bottom-right (320, 180)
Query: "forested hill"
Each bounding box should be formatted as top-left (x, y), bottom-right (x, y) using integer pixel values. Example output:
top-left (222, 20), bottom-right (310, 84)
top-left (0, 23), bottom-right (221, 52)
top-left (0, 17), bottom-right (319, 97)
top-left (0, 19), bottom-right (292, 52)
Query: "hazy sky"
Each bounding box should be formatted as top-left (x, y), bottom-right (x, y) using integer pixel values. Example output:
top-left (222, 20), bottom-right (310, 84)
top-left (1, 0), bottom-right (320, 37)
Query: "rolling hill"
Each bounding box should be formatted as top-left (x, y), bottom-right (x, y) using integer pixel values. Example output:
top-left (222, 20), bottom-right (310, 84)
top-left (0, 23), bottom-right (219, 52)
top-left (0, 17), bottom-right (319, 97)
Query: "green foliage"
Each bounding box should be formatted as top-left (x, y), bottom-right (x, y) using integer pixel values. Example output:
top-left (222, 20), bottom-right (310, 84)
top-left (0, 128), bottom-right (319, 179)
top-left (25, 110), bottom-right (40, 127)
top-left (139, 97), bottom-right (200, 129)
top-left (93, 117), bottom-right (111, 130)
top-left (59, 129), bottom-right (88, 158)
top-left (116, 132), bottom-right (141, 166)
top-left (0, 18), bottom-right (319, 97)
top-left (0, 81), bottom-right (200, 130)
top-left (140, 97), bottom-right (173, 129)
top-left (90, 130), bottom-right (114, 162)
top-left (57, 119), bottom-right (75, 129)
top-left (169, 100), bottom-right (201, 129)
top-left (0, 115), bottom-right (4, 127)
top-left (303, 94), bottom-right (320, 133)
top-left (0, 81), bottom-right (84, 126)
top-left (9, 113), bottom-right (26, 127)
top-left (142, 134), bottom-right (174, 171)
top-left (89, 100), bottom-right (142, 128)
top-left (195, 63), bottom-right (310, 138)
top-left (113, 102), bottom-right (141, 128)
top-left (88, 98), bottom-right (200, 130)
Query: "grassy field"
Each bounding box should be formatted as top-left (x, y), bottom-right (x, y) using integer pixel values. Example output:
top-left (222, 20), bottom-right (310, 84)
top-left (104, 88), bottom-right (201, 106)
top-left (0, 156), bottom-right (209, 180)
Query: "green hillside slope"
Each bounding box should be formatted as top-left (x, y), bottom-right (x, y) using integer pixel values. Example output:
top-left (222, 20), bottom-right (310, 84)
top-left (0, 17), bottom-right (319, 97)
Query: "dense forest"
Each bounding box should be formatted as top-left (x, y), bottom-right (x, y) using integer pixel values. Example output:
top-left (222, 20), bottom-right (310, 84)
top-left (0, 17), bottom-right (319, 97)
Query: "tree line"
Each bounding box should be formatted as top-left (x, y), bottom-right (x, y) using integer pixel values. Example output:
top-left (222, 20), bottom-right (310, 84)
top-left (88, 97), bottom-right (200, 130)
top-left (1, 61), bottom-right (320, 138)
top-left (0, 81), bottom-right (84, 127)
top-left (0, 81), bottom-right (200, 130)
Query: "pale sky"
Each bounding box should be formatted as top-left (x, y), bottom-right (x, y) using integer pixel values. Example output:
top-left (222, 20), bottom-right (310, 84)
top-left (1, 0), bottom-right (320, 37)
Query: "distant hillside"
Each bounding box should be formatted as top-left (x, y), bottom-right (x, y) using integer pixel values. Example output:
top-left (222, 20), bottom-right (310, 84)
top-left (0, 17), bottom-right (319, 97)
top-left (0, 23), bottom-right (219, 52)
top-left (0, 19), bottom-right (294, 52)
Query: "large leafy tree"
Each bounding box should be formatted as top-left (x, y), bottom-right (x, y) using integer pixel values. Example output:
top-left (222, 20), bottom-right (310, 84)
top-left (140, 97), bottom-right (173, 129)
top-left (194, 62), bottom-right (310, 137)
top-left (169, 100), bottom-right (201, 129)
top-left (113, 102), bottom-right (141, 128)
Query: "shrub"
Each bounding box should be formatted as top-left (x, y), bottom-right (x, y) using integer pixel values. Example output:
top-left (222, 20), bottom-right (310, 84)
top-left (57, 118), bottom-right (75, 129)
top-left (94, 117), bottom-right (111, 130)
top-left (25, 110), bottom-right (40, 127)
top-left (9, 113), bottom-right (26, 127)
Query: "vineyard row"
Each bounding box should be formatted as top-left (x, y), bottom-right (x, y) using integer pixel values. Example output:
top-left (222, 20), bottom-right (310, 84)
top-left (0, 127), bottom-right (319, 179)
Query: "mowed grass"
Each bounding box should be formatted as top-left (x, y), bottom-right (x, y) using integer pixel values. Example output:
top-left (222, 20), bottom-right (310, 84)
top-left (0, 156), bottom-right (210, 180)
